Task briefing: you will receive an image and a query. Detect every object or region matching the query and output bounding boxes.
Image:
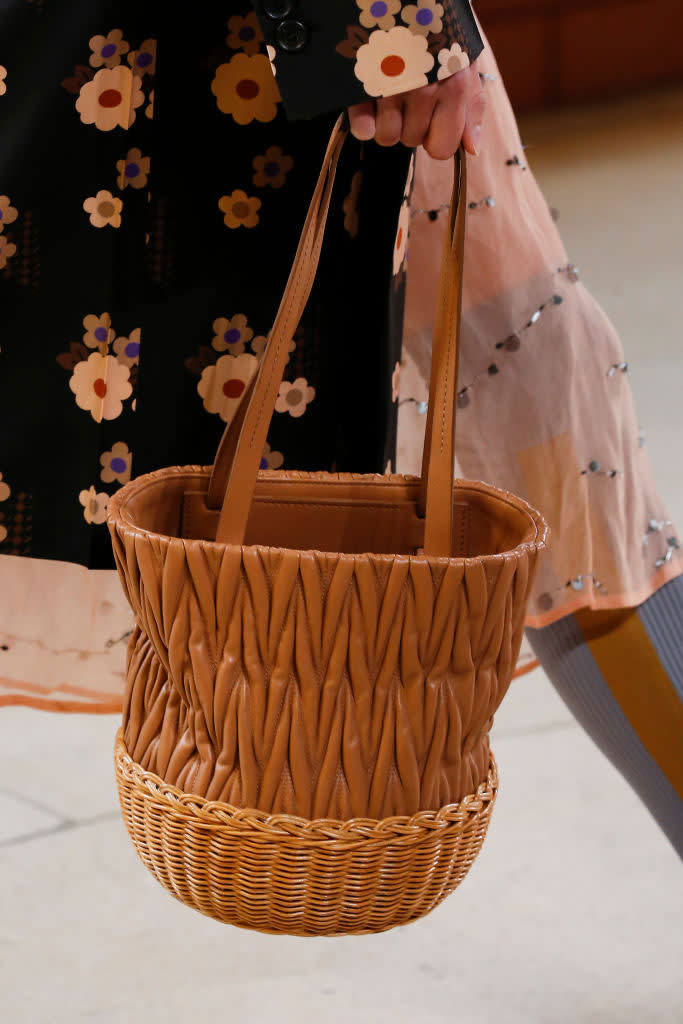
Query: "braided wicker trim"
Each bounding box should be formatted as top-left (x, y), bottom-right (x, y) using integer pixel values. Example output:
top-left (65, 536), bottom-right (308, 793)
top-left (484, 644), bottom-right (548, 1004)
top-left (115, 729), bottom-right (498, 846)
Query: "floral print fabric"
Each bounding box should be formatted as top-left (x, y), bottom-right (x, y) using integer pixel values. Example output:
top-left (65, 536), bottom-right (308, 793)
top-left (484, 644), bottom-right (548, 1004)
top-left (398, 22), bottom-right (682, 626)
top-left (253, 0), bottom-right (482, 118)
top-left (0, 1), bottom-right (412, 573)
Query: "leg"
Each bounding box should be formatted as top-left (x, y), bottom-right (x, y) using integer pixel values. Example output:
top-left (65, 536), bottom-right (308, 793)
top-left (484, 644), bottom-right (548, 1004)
top-left (527, 576), bottom-right (683, 856)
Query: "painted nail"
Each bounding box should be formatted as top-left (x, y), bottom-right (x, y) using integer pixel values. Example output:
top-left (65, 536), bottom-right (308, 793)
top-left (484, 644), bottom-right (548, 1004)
top-left (469, 123), bottom-right (482, 156)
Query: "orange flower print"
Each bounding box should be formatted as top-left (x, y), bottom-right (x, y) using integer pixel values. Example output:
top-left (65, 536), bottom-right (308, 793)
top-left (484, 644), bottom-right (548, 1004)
top-left (75, 66), bottom-right (144, 130)
top-left (211, 53), bottom-right (280, 125)
top-left (88, 29), bottom-right (130, 69)
top-left (393, 199), bottom-right (410, 275)
top-left (83, 312), bottom-right (115, 349)
top-left (260, 442), bottom-right (284, 470)
top-left (252, 146), bottom-right (293, 189)
top-left (342, 171), bottom-right (362, 238)
top-left (437, 43), bottom-right (470, 80)
top-left (197, 353), bottom-right (259, 424)
top-left (391, 361), bottom-right (401, 402)
top-left (212, 315), bottom-right (253, 354)
top-left (145, 89), bottom-right (155, 120)
top-left (219, 190), bottom-right (261, 229)
top-left (401, 1), bottom-right (444, 37)
top-left (100, 442), bottom-right (133, 485)
top-left (78, 486), bottom-right (110, 525)
top-left (0, 65), bottom-right (7, 96)
top-left (357, 0), bottom-right (401, 31)
top-left (127, 38), bottom-right (157, 77)
top-left (226, 12), bottom-right (263, 56)
top-left (0, 235), bottom-right (17, 270)
top-left (275, 378), bottom-right (315, 419)
top-left (0, 195), bottom-right (18, 232)
top-left (113, 328), bottom-right (141, 366)
top-left (83, 190), bottom-right (123, 228)
top-left (116, 147), bottom-right (150, 189)
top-left (69, 352), bottom-right (132, 422)
top-left (354, 27), bottom-right (434, 97)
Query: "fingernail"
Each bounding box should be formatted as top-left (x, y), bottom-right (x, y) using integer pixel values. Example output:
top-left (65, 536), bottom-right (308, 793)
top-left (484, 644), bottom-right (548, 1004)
top-left (468, 124), bottom-right (482, 156)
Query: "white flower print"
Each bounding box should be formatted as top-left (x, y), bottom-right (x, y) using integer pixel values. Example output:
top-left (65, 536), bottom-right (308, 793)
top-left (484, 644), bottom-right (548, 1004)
top-left (100, 442), bottom-right (133, 485)
top-left (437, 43), bottom-right (470, 80)
top-left (83, 190), bottom-right (123, 228)
top-left (356, 0), bottom-right (401, 31)
top-left (401, 1), bottom-right (444, 37)
top-left (197, 352), bottom-right (259, 423)
top-left (88, 29), bottom-right (130, 69)
top-left (116, 147), bottom-right (150, 189)
top-left (212, 314), bottom-right (253, 355)
top-left (113, 328), bottom-right (141, 366)
top-left (75, 66), bottom-right (145, 131)
top-left (79, 486), bottom-right (110, 525)
top-left (83, 312), bottom-right (115, 349)
top-left (127, 39), bottom-right (157, 77)
top-left (69, 352), bottom-right (132, 422)
top-left (354, 27), bottom-right (434, 98)
top-left (275, 378), bottom-right (316, 419)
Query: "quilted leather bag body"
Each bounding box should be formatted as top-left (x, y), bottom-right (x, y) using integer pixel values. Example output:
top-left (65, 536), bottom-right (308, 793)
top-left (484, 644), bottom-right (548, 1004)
top-left (107, 116), bottom-right (548, 935)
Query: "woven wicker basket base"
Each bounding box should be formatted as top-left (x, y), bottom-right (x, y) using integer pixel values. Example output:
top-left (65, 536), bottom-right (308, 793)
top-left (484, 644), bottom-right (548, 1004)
top-left (114, 729), bottom-right (498, 937)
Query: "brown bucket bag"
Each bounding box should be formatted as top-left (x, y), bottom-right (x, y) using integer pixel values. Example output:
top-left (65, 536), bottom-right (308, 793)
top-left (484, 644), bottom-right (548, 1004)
top-left (108, 114), bottom-right (548, 937)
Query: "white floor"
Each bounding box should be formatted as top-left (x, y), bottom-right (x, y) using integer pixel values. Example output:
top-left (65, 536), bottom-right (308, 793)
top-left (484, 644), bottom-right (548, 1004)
top-left (1, 89), bottom-right (682, 1023)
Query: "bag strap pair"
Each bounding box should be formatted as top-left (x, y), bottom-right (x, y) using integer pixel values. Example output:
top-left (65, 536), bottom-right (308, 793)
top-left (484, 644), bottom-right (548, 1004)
top-left (206, 113), bottom-right (467, 558)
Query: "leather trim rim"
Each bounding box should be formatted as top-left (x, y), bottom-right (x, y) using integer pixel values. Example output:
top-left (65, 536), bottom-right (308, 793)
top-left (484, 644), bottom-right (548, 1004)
top-left (107, 465), bottom-right (549, 564)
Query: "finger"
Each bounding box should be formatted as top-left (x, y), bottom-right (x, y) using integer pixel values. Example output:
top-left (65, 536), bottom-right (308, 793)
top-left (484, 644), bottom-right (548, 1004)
top-left (423, 68), bottom-right (469, 161)
top-left (462, 70), bottom-right (487, 157)
top-left (374, 94), bottom-right (404, 148)
top-left (400, 83), bottom-right (439, 150)
top-left (348, 101), bottom-right (377, 142)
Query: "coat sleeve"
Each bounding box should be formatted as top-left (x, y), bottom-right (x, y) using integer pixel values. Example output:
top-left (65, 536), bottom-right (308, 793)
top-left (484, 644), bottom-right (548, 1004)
top-left (251, 1), bottom-right (484, 120)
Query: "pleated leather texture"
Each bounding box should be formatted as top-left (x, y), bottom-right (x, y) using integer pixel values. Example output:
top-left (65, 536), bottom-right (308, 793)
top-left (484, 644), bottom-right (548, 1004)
top-left (108, 465), bottom-right (547, 820)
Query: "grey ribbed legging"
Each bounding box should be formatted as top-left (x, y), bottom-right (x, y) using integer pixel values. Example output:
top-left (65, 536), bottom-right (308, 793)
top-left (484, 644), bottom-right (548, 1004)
top-left (526, 575), bottom-right (683, 857)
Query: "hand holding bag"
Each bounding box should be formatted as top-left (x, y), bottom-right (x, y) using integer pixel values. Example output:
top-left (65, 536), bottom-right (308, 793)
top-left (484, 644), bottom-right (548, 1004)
top-left (108, 114), bottom-right (548, 936)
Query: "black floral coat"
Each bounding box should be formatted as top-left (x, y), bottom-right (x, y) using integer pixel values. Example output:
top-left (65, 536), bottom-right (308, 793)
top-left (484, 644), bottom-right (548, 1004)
top-left (0, 1), bottom-right (482, 568)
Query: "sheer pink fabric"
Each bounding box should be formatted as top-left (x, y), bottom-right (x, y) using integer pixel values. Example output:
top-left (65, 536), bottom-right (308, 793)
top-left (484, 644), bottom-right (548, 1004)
top-left (398, 29), bottom-right (680, 627)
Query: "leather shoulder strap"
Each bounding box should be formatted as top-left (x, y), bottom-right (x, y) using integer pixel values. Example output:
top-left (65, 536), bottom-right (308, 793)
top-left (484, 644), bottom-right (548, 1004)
top-left (419, 149), bottom-right (466, 555)
top-left (207, 114), bottom-right (467, 557)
